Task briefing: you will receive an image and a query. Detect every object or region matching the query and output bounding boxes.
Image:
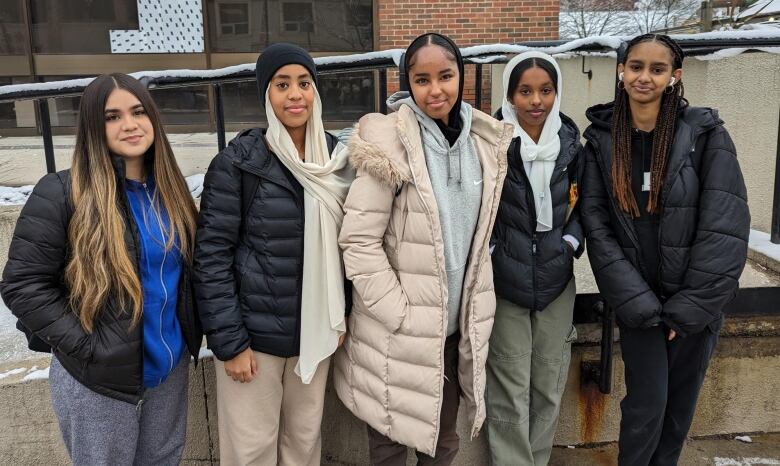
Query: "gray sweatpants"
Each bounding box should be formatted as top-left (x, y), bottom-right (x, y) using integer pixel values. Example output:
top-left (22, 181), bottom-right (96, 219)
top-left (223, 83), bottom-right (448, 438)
top-left (485, 279), bottom-right (577, 466)
top-left (49, 353), bottom-right (189, 466)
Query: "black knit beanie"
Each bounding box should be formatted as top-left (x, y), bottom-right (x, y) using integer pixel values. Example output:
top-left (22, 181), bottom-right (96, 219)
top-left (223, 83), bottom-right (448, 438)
top-left (255, 43), bottom-right (318, 104)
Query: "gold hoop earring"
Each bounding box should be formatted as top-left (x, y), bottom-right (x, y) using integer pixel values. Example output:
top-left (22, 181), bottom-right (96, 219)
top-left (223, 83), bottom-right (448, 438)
top-left (617, 81), bottom-right (625, 90)
top-left (664, 85), bottom-right (674, 94)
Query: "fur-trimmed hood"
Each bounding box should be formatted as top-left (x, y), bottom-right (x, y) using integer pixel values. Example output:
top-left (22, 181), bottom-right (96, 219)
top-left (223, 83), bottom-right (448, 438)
top-left (347, 103), bottom-right (511, 190)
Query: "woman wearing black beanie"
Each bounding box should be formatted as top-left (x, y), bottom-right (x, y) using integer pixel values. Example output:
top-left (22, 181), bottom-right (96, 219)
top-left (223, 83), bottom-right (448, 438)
top-left (193, 42), bottom-right (354, 466)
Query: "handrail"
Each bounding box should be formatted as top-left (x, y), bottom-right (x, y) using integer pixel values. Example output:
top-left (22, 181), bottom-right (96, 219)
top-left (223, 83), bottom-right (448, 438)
top-left (1, 33), bottom-right (779, 103)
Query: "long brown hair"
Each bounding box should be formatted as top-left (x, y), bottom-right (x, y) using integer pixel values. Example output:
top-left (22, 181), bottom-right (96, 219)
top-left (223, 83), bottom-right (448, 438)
top-left (66, 73), bottom-right (197, 333)
top-left (612, 34), bottom-right (686, 216)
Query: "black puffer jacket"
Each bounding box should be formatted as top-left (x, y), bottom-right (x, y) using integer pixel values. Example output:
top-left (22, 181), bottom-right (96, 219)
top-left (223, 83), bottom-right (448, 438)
top-left (0, 167), bottom-right (202, 404)
top-left (194, 129), bottom-right (342, 361)
top-left (581, 103), bottom-right (749, 337)
top-left (491, 112), bottom-right (584, 311)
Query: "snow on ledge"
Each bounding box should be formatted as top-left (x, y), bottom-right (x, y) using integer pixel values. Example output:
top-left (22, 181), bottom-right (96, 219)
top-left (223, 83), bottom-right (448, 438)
top-left (749, 229), bottom-right (780, 266)
top-left (0, 30), bottom-right (778, 98)
top-left (0, 174), bottom-right (205, 206)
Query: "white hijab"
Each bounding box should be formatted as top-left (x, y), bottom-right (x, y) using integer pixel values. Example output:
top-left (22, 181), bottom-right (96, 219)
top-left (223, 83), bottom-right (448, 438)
top-left (501, 51), bottom-right (563, 232)
top-left (264, 84), bottom-right (355, 384)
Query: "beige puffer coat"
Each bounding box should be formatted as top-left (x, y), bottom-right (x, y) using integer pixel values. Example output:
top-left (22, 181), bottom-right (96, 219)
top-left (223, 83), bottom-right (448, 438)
top-left (334, 103), bottom-right (512, 456)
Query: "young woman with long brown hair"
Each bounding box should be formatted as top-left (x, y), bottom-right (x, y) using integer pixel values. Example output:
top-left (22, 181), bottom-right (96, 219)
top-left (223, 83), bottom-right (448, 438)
top-left (581, 34), bottom-right (749, 465)
top-left (1, 73), bottom-right (201, 466)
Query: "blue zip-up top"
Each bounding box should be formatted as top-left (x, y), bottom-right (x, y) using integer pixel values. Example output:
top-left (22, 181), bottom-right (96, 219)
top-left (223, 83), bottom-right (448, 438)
top-left (125, 176), bottom-right (185, 388)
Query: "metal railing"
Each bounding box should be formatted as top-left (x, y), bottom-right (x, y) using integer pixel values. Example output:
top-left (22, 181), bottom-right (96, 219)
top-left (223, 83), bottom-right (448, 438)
top-left (1, 34), bottom-right (780, 394)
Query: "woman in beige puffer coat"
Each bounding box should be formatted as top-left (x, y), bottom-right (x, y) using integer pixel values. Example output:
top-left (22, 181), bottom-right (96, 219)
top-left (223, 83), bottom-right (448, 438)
top-left (334, 33), bottom-right (512, 463)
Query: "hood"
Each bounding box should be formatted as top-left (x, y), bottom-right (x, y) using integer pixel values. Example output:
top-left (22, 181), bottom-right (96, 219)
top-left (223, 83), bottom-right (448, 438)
top-left (387, 91), bottom-right (473, 146)
top-left (501, 52), bottom-right (563, 141)
top-left (585, 102), bottom-right (616, 132)
top-left (585, 101), bottom-right (721, 138)
top-left (387, 91), bottom-right (474, 184)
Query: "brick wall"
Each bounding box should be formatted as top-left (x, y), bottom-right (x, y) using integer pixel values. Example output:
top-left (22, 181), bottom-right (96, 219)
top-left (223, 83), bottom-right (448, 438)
top-left (376, 0), bottom-right (560, 112)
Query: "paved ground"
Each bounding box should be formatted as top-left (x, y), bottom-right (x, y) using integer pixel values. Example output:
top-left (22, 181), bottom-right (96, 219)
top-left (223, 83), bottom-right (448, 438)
top-left (0, 132), bottom-right (225, 186)
top-left (547, 433), bottom-right (780, 465)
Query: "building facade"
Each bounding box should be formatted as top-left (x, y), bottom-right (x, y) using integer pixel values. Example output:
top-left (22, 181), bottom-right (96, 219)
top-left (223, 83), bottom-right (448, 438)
top-left (0, 0), bottom-right (558, 135)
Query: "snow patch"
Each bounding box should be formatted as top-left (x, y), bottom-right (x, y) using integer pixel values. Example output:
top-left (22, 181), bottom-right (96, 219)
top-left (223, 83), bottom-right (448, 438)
top-left (694, 47), bottom-right (780, 60)
top-left (197, 347), bottom-right (214, 360)
top-left (186, 173), bottom-right (205, 198)
top-left (315, 49), bottom-right (405, 67)
top-left (0, 367), bottom-right (28, 380)
top-left (0, 185), bottom-right (33, 205)
top-left (22, 365), bottom-right (48, 381)
top-left (0, 174), bottom-right (204, 206)
top-left (737, 0), bottom-right (780, 19)
top-left (714, 458), bottom-right (780, 466)
top-left (735, 435), bottom-right (754, 443)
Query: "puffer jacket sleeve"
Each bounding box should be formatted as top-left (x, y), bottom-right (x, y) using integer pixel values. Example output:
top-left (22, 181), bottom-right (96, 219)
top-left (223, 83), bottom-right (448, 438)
top-left (193, 147), bottom-right (250, 361)
top-left (662, 126), bottom-right (749, 337)
top-left (0, 173), bottom-right (93, 360)
top-left (339, 166), bottom-right (408, 333)
top-left (563, 139), bottom-right (585, 258)
top-left (581, 141), bottom-right (662, 328)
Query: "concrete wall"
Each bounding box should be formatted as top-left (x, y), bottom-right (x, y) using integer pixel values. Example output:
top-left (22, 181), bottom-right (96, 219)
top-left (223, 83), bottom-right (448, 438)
top-left (1, 315), bottom-right (779, 465)
top-left (491, 52), bottom-right (780, 234)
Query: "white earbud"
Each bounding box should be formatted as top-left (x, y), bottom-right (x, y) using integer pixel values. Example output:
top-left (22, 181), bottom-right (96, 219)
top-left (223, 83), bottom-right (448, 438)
top-left (619, 72), bottom-right (624, 81)
top-left (669, 77), bottom-right (676, 86)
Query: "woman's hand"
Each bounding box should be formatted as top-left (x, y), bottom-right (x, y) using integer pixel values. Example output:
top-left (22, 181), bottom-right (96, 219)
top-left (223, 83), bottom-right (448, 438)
top-left (668, 329), bottom-right (677, 341)
top-left (224, 347), bottom-right (258, 383)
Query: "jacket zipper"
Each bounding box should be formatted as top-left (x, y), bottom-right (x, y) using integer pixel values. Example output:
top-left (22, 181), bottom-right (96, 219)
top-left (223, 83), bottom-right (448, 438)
top-left (588, 137), bottom-right (647, 275)
top-left (143, 183), bottom-right (175, 377)
top-left (515, 143), bottom-right (570, 312)
top-left (234, 160), bottom-right (305, 355)
top-left (655, 137), bottom-right (699, 302)
top-left (119, 185), bottom-right (145, 403)
top-left (397, 130), bottom-right (448, 451)
top-left (531, 234), bottom-right (539, 311)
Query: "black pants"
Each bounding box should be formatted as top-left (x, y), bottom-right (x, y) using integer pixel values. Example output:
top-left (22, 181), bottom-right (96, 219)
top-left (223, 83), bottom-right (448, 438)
top-left (367, 332), bottom-right (461, 466)
top-left (617, 319), bottom-right (722, 466)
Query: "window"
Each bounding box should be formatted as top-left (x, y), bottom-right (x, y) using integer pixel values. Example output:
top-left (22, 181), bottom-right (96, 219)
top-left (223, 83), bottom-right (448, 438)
top-left (222, 72), bottom-right (375, 124)
top-left (30, 0), bottom-right (139, 53)
top-left (207, 0), bottom-right (372, 52)
top-left (218, 2), bottom-right (250, 36)
top-left (0, 77), bottom-right (35, 129)
top-left (0, 0), bottom-right (27, 55)
top-left (281, 2), bottom-right (314, 33)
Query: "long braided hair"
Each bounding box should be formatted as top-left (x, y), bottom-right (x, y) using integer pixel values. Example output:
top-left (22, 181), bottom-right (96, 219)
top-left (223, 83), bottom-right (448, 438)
top-left (612, 34), bottom-right (686, 216)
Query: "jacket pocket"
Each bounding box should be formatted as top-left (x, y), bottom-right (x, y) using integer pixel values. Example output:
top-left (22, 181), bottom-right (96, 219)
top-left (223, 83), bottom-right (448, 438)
top-left (556, 325), bottom-right (578, 394)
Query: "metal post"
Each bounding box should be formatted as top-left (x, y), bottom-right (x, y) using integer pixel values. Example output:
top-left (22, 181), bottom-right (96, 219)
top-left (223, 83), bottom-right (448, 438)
top-left (772, 106), bottom-right (780, 243)
top-left (37, 99), bottom-right (55, 174)
top-left (701, 0), bottom-right (713, 32)
top-left (379, 69), bottom-right (387, 114)
top-left (475, 64), bottom-right (483, 111)
top-left (213, 83), bottom-right (226, 152)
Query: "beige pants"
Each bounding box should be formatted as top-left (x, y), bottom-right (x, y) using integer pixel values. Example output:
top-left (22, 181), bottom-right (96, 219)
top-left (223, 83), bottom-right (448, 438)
top-left (215, 352), bottom-right (330, 466)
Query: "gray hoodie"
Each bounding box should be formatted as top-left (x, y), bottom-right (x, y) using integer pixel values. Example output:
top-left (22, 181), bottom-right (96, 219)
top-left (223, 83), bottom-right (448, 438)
top-left (388, 92), bottom-right (482, 336)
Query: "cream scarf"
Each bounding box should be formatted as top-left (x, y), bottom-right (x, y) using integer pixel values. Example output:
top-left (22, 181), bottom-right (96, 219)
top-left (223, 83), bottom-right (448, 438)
top-left (264, 85), bottom-right (355, 384)
top-left (501, 51), bottom-right (562, 232)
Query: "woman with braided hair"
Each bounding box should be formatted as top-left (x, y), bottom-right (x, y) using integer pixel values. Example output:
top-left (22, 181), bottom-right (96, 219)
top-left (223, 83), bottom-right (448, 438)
top-left (581, 34), bottom-right (749, 465)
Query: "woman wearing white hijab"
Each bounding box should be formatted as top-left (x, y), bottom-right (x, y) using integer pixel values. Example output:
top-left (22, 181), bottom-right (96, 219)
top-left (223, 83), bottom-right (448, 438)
top-left (485, 52), bottom-right (584, 465)
top-left (194, 43), bottom-right (354, 466)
